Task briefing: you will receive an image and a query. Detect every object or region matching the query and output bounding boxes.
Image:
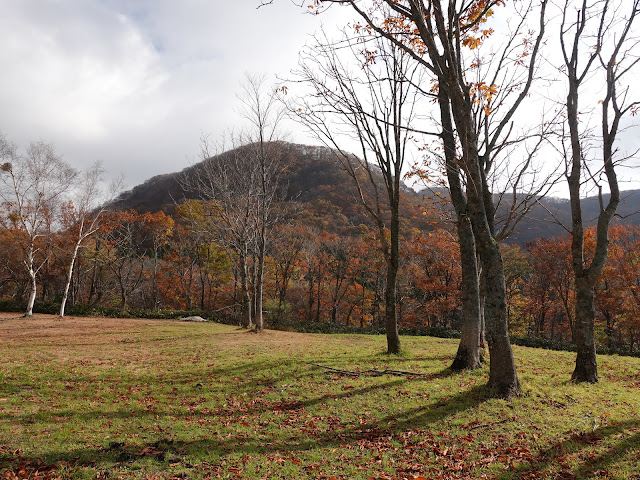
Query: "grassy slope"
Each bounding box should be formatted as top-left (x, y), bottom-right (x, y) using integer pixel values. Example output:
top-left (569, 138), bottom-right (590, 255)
top-left (0, 315), bottom-right (639, 480)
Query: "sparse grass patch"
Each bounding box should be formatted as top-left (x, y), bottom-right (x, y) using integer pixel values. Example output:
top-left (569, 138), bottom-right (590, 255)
top-left (1, 313), bottom-right (639, 479)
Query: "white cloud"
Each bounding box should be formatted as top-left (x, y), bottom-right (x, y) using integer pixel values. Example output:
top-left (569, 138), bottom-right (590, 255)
top-left (0, 0), bottom-right (353, 187)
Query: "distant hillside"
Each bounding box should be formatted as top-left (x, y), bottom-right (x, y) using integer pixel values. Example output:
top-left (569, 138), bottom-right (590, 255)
top-left (110, 142), bottom-right (437, 234)
top-left (112, 141), bottom-right (640, 243)
top-left (418, 187), bottom-right (640, 245)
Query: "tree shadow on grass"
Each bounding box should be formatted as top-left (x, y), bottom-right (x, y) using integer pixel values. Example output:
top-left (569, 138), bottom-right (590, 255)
top-left (1, 367), bottom-right (482, 475)
top-left (0, 366), bottom-right (454, 426)
top-left (495, 420), bottom-right (640, 479)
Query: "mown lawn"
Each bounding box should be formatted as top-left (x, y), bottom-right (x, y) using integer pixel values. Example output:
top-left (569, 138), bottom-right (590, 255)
top-left (0, 313), bottom-right (639, 479)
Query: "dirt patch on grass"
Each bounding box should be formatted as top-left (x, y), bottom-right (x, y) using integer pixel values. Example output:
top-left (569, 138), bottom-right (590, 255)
top-left (0, 312), bottom-right (170, 345)
top-left (0, 312), bottom-right (329, 350)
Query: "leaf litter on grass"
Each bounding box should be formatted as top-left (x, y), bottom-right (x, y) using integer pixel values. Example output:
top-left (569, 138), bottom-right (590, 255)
top-left (1, 313), bottom-right (640, 479)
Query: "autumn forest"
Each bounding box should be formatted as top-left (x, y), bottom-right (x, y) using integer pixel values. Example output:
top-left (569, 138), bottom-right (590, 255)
top-left (2, 0), bottom-right (640, 399)
top-left (3, 1), bottom-right (640, 478)
top-left (1, 140), bottom-right (640, 356)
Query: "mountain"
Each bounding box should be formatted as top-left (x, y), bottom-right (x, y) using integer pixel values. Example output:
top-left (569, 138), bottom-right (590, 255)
top-left (111, 141), bottom-right (640, 243)
top-left (110, 142), bottom-right (437, 234)
top-left (417, 187), bottom-right (640, 245)
top-left (495, 190), bottom-right (640, 245)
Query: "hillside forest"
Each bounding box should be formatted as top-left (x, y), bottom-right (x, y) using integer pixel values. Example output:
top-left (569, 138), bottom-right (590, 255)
top-left (1, 139), bottom-right (640, 350)
top-left (1, 0), bottom-right (640, 399)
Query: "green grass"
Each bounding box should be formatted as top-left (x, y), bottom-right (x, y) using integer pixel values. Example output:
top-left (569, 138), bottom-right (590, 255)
top-left (1, 315), bottom-right (639, 479)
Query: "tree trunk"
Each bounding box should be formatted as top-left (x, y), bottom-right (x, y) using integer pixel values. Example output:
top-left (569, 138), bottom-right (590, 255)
top-left (119, 279), bottom-right (128, 313)
top-left (26, 272), bottom-right (36, 317)
top-left (25, 247), bottom-right (36, 317)
top-left (315, 274), bottom-right (322, 323)
top-left (199, 268), bottom-right (206, 310)
top-left (439, 89), bottom-right (483, 370)
top-left (254, 279), bottom-right (264, 331)
top-left (254, 243), bottom-right (265, 332)
top-left (572, 277), bottom-right (598, 382)
top-left (451, 216), bottom-right (483, 370)
top-left (385, 255), bottom-right (400, 354)
top-left (239, 252), bottom-right (252, 328)
top-left (461, 129), bottom-right (518, 396)
top-left (481, 245), bottom-right (520, 397)
top-left (59, 243), bottom-right (80, 317)
top-left (384, 189), bottom-right (401, 354)
top-left (330, 304), bottom-right (338, 324)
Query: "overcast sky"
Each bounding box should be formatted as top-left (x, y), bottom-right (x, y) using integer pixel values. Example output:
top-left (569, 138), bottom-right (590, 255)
top-left (2, 1), bottom-right (638, 197)
top-left (0, 0), bottom-right (353, 189)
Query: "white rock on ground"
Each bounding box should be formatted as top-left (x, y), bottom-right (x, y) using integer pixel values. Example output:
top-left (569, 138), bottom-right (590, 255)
top-left (180, 315), bottom-right (208, 322)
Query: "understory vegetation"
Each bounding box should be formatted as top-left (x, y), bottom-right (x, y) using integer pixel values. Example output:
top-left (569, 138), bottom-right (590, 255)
top-left (1, 315), bottom-right (639, 479)
top-left (2, 212), bottom-right (640, 355)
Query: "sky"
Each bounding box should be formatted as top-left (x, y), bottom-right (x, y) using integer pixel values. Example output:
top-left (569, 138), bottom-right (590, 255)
top-left (1, 1), bottom-right (638, 198)
top-left (0, 0), bottom-right (353, 190)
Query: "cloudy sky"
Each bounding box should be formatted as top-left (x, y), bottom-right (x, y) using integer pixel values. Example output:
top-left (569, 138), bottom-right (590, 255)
top-left (2, 1), bottom-right (638, 197)
top-left (0, 0), bottom-right (353, 189)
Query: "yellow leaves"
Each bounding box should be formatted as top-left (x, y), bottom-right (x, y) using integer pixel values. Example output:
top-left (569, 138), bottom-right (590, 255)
top-left (382, 15), bottom-right (408, 32)
top-left (462, 36), bottom-right (483, 50)
top-left (471, 81), bottom-right (499, 116)
top-left (378, 15), bottom-right (428, 56)
top-left (461, 0), bottom-right (501, 29)
top-left (461, 28), bottom-right (494, 51)
top-left (483, 83), bottom-right (499, 95)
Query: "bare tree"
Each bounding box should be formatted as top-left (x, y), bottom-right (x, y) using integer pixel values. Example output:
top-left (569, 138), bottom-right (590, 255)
top-left (100, 210), bottom-right (150, 313)
top-left (58, 163), bottom-right (121, 317)
top-left (188, 75), bottom-right (286, 331)
top-left (239, 75), bottom-right (288, 332)
top-left (0, 134), bottom-right (77, 317)
top-left (192, 140), bottom-right (258, 328)
top-left (291, 32), bottom-right (429, 353)
top-left (558, 0), bottom-right (640, 382)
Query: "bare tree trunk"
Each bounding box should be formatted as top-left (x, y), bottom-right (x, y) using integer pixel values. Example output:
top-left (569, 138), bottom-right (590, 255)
top-left (572, 277), bottom-right (598, 381)
top-left (385, 198), bottom-right (401, 354)
top-left (59, 243), bottom-right (80, 317)
top-left (385, 255), bottom-right (400, 354)
top-left (481, 244), bottom-right (519, 396)
top-left (440, 89), bottom-right (483, 370)
top-left (26, 267), bottom-right (36, 317)
top-left (451, 216), bottom-right (483, 370)
top-left (119, 279), bottom-right (128, 313)
top-left (254, 241), bottom-right (265, 332)
top-left (239, 252), bottom-right (252, 328)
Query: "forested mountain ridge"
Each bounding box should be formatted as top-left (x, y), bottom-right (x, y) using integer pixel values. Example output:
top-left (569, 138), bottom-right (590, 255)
top-left (112, 141), bottom-right (640, 244)
top-left (110, 141), bottom-right (439, 233)
top-left (415, 187), bottom-right (640, 245)
top-left (495, 190), bottom-right (640, 245)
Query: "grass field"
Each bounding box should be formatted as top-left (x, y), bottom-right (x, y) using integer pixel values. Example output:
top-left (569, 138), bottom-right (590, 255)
top-left (1, 313), bottom-right (639, 479)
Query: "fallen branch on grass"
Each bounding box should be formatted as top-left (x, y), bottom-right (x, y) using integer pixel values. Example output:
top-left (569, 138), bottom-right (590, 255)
top-left (305, 362), bottom-right (429, 377)
top-left (469, 418), bottom-right (510, 430)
